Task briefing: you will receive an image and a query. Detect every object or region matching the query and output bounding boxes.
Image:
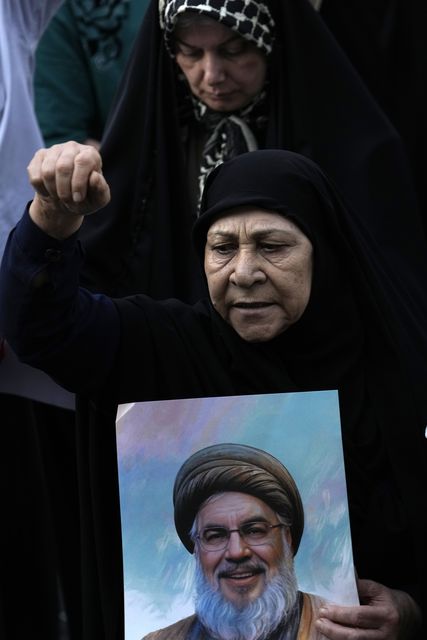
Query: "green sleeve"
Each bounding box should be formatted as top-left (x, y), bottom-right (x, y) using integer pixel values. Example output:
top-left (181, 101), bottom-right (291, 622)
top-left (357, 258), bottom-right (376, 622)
top-left (34, 3), bottom-right (100, 145)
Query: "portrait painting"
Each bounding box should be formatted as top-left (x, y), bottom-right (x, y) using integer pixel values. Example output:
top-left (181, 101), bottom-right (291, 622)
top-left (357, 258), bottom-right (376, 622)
top-left (115, 390), bottom-right (359, 640)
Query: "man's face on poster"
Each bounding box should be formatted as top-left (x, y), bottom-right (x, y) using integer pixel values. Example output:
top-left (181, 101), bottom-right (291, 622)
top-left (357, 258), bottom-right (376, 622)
top-left (194, 491), bottom-right (293, 607)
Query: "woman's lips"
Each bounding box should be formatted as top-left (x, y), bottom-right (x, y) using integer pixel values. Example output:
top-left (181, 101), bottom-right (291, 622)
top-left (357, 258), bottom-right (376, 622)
top-left (233, 302), bottom-right (273, 308)
top-left (205, 91), bottom-right (234, 101)
top-left (231, 302), bottom-right (275, 315)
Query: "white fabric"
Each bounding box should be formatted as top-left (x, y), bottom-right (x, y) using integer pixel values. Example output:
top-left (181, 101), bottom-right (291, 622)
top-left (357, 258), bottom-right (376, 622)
top-left (0, 0), bottom-right (74, 409)
top-left (0, 0), bottom-right (63, 259)
top-left (228, 115), bottom-right (259, 152)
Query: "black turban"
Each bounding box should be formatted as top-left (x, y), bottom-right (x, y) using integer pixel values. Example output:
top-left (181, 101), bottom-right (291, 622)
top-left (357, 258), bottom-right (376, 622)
top-left (173, 443), bottom-right (304, 555)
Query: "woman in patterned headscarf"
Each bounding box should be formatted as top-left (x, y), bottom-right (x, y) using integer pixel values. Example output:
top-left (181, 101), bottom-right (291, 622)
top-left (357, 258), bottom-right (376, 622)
top-left (159, 0), bottom-right (276, 207)
top-left (78, 0), bottom-right (424, 305)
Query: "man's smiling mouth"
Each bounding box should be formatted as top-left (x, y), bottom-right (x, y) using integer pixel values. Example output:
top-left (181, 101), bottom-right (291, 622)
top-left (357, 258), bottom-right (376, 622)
top-left (219, 567), bottom-right (264, 580)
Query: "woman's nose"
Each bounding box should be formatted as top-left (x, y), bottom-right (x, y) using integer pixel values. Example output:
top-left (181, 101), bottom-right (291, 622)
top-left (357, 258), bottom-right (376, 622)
top-left (230, 251), bottom-right (266, 287)
top-left (203, 53), bottom-right (226, 85)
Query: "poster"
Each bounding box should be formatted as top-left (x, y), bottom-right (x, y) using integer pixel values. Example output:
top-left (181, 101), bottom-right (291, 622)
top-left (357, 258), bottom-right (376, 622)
top-left (116, 390), bottom-right (358, 639)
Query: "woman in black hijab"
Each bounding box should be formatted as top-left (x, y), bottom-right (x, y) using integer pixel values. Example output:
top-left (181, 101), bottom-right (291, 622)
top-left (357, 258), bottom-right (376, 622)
top-left (78, 0), bottom-right (424, 305)
top-left (1, 141), bottom-right (426, 638)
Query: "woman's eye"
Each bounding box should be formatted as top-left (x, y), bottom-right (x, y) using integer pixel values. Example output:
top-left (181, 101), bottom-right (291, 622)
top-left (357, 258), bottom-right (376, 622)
top-left (222, 41), bottom-right (248, 57)
top-left (261, 243), bottom-right (284, 252)
top-left (224, 48), bottom-right (243, 57)
top-left (213, 244), bottom-right (235, 255)
top-left (177, 45), bottom-right (201, 58)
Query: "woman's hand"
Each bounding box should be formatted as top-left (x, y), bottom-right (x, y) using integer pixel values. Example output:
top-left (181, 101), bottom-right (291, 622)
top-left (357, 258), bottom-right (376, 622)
top-left (27, 141), bottom-right (111, 239)
top-left (315, 579), bottom-right (422, 639)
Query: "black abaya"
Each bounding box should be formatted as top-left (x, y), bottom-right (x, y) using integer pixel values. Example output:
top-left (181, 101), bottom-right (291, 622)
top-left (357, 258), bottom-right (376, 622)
top-left (319, 0), bottom-right (427, 236)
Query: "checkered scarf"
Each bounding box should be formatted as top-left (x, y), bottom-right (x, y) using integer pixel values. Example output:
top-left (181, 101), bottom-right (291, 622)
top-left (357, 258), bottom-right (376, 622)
top-left (159, 0), bottom-right (275, 55)
top-left (192, 91), bottom-right (267, 209)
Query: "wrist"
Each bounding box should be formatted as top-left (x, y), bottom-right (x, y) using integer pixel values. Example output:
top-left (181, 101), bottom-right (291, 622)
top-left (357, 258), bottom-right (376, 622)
top-left (29, 195), bottom-right (84, 240)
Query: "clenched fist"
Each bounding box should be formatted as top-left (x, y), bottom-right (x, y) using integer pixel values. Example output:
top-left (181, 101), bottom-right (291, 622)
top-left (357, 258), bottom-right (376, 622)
top-left (27, 141), bottom-right (111, 239)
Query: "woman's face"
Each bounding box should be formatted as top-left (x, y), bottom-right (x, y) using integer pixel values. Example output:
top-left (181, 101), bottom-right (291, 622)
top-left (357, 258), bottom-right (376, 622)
top-left (205, 208), bottom-right (313, 343)
top-left (174, 18), bottom-right (267, 112)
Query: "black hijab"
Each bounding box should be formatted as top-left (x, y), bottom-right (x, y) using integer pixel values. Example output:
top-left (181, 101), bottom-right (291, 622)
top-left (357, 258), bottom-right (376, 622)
top-left (78, 0), bottom-right (424, 305)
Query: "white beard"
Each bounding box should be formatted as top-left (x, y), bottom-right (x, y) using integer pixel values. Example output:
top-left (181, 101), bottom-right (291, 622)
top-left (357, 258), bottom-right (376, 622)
top-left (193, 546), bottom-right (298, 640)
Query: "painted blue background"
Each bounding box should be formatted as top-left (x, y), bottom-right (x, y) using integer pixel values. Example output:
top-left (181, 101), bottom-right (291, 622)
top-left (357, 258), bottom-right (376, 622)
top-left (116, 390), bottom-right (358, 639)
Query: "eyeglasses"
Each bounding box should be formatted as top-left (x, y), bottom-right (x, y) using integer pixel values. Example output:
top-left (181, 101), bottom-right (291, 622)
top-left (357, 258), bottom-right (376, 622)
top-left (195, 521), bottom-right (285, 552)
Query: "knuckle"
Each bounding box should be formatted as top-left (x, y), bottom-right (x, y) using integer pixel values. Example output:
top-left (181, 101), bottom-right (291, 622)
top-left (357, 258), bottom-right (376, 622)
top-left (355, 609), bottom-right (363, 622)
top-left (53, 141), bottom-right (79, 152)
top-left (41, 166), bottom-right (56, 182)
top-left (33, 147), bottom-right (47, 160)
top-left (75, 146), bottom-right (99, 166)
top-left (56, 159), bottom-right (73, 176)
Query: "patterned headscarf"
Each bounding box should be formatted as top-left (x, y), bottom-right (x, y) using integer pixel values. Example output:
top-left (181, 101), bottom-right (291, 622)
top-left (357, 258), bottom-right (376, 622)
top-left (159, 0), bottom-right (275, 56)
